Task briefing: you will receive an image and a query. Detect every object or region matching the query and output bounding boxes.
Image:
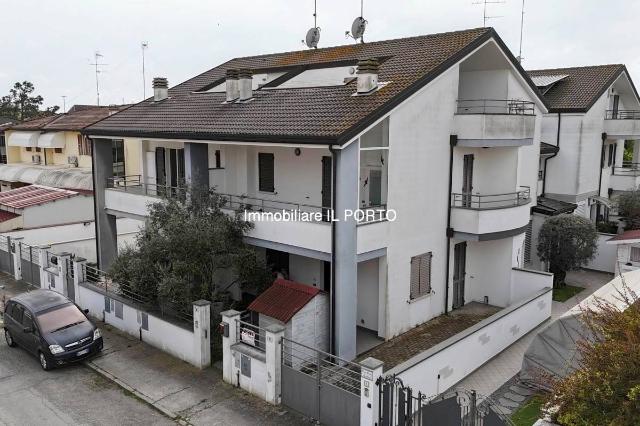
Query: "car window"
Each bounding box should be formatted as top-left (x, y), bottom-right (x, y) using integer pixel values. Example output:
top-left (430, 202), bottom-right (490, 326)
top-left (22, 312), bottom-right (35, 330)
top-left (36, 304), bottom-right (87, 333)
top-left (4, 302), bottom-right (14, 318)
top-left (12, 304), bottom-right (24, 324)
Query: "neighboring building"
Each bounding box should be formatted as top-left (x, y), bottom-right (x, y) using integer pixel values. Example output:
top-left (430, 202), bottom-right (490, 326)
top-left (0, 185), bottom-right (94, 232)
top-left (528, 65), bottom-right (640, 223)
top-left (85, 27), bottom-right (550, 361)
top-left (0, 116), bottom-right (16, 164)
top-left (0, 105), bottom-right (126, 192)
top-left (607, 230), bottom-right (640, 275)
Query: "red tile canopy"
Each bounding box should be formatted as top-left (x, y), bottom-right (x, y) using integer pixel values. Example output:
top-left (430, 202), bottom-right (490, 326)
top-left (248, 278), bottom-right (321, 323)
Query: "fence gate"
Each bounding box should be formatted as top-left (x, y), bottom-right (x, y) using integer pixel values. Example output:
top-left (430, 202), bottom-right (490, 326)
top-left (19, 243), bottom-right (40, 288)
top-left (281, 338), bottom-right (361, 426)
top-left (0, 236), bottom-right (12, 276)
top-left (378, 376), bottom-right (513, 426)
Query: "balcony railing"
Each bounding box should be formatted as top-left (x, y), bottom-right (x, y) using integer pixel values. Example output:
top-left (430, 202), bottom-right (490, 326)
top-left (605, 110), bottom-right (640, 120)
top-left (456, 99), bottom-right (535, 115)
top-left (613, 163), bottom-right (640, 176)
top-left (451, 186), bottom-right (531, 210)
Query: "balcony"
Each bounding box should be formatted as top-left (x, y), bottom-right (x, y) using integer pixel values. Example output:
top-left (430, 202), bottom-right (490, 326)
top-left (604, 110), bottom-right (640, 138)
top-left (454, 99), bottom-right (535, 147)
top-left (610, 163), bottom-right (640, 191)
top-left (450, 187), bottom-right (531, 239)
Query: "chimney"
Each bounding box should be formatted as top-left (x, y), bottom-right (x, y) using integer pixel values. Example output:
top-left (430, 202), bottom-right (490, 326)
top-left (238, 69), bottom-right (253, 101)
top-left (225, 69), bottom-right (239, 102)
top-left (356, 58), bottom-right (380, 94)
top-left (152, 77), bottom-right (169, 101)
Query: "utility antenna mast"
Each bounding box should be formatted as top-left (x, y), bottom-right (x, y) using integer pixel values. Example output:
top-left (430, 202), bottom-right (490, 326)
top-left (141, 42), bottom-right (149, 100)
top-left (61, 96), bottom-right (67, 113)
top-left (89, 51), bottom-right (107, 106)
top-left (517, 0), bottom-right (525, 63)
top-left (473, 0), bottom-right (505, 27)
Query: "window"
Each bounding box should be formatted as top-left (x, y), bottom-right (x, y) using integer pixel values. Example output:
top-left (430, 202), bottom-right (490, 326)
top-left (12, 304), bottom-right (24, 324)
top-left (77, 134), bottom-right (92, 156)
top-left (608, 144), bottom-right (615, 167)
top-left (22, 311), bottom-right (35, 330)
top-left (112, 140), bottom-right (125, 177)
top-left (258, 153), bottom-right (275, 192)
top-left (54, 148), bottom-right (63, 154)
top-left (214, 150), bottom-right (222, 168)
top-left (410, 252), bottom-right (432, 299)
top-left (631, 247), bottom-right (640, 263)
top-left (35, 147), bottom-right (41, 153)
top-left (26, 147), bottom-right (32, 152)
top-left (4, 301), bottom-right (14, 318)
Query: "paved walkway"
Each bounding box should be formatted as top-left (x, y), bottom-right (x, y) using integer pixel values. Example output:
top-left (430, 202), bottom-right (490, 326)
top-left (455, 269), bottom-right (613, 398)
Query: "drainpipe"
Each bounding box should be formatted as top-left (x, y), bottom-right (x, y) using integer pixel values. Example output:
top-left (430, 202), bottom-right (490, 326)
top-left (541, 112), bottom-right (561, 197)
top-left (598, 132), bottom-right (608, 197)
top-left (328, 144), bottom-right (338, 354)
top-left (444, 135), bottom-right (457, 315)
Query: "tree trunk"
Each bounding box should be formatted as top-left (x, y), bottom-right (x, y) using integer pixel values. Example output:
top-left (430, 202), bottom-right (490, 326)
top-left (551, 267), bottom-right (566, 288)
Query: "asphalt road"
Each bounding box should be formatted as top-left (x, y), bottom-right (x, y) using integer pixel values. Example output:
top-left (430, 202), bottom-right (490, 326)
top-left (0, 278), bottom-right (174, 426)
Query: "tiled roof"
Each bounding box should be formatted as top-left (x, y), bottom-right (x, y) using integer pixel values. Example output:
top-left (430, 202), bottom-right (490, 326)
top-left (532, 197), bottom-right (577, 216)
top-left (0, 185), bottom-right (79, 209)
top-left (86, 28), bottom-right (542, 144)
top-left (0, 210), bottom-right (20, 223)
top-left (527, 65), bottom-right (630, 112)
top-left (607, 230), bottom-right (640, 243)
top-left (9, 114), bottom-right (61, 130)
top-left (248, 278), bottom-right (321, 323)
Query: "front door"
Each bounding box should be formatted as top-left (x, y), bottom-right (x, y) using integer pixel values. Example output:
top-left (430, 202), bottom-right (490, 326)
top-left (321, 156), bottom-right (332, 221)
top-left (462, 154), bottom-right (474, 208)
top-left (453, 242), bottom-right (467, 309)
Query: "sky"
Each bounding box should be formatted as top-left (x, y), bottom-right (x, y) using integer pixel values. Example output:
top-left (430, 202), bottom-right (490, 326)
top-left (1, 0), bottom-right (639, 110)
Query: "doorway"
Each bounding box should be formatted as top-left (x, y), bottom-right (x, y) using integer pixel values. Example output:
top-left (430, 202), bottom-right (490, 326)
top-left (462, 154), bottom-right (474, 207)
top-left (452, 242), bottom-right (467, 309)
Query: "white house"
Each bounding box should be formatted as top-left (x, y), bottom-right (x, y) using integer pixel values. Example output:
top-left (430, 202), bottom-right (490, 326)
top-left (85, 27), bottom-right (552, 362)
top-left (606, 229), bottom-right (640, 275)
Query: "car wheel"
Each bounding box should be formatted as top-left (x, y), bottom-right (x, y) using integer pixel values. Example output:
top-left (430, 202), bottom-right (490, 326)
top-left (4, 329), bottom-right (17, 347)
top-left (39, 352), bottom-right (52, 371)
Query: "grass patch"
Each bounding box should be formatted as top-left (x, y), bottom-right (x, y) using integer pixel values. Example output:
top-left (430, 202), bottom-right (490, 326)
top-left (511, 396), bottom-right (543, 426)
top-left (553, 284), bottom-right (585, 302)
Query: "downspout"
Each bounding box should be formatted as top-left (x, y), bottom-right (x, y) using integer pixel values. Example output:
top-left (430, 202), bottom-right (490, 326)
top-left (541, 112), bottom-right (561, 196)
top-left (328, 144), bottom-right (337, 354)
top-left (444, 135), bottom-right (457, 315)
top-left (597, 132), bottom-right (608, 197)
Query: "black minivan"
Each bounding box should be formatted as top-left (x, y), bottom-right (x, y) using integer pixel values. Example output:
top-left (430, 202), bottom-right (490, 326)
top-left (3, 289), bottom-right (103, 370)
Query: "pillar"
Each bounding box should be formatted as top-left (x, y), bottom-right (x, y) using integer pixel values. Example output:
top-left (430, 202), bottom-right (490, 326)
top-left (55, 253), bottom-right (72, 299)
top-left (265, 324), bottom-right (285, 405)
top-left (221, 309), bottom-right (241, 384)
top-left (360, 357), bottom-right (384, 426)
top-left (615, 138), bottom-right (625, 167)
top-left (192, 300), bottom-right (212, 369)
top-left (38, 246), bottom-right (50, 290)
top-left (184, 142), bottom-right (209, 190)
top-left (334, 140), bottom-right (359, 360)
top-left (11, 237), bottom-right (23, 281)
top-left (73, 257), bottom-right (87, 307)
top-left (92, 138), bottom-right (118, 270)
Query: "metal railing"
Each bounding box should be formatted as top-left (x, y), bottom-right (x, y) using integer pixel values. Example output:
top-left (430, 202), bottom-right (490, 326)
top-left (236, 318), bottom-right (267, 352)
top-left (83, 263), bottom-right (194, 325)
top-left (605, 110), bottom-right (640, 120)
top-left (456, 99), bottom-right (535, 115)
top-left (613, 162), bottom-right (640, 176)
top-left (451, 186), bottom-right (530, 210)
top-left (106, 175), bottom-right (187, 198)
top-left (281, 337), bottom-right (362, 397)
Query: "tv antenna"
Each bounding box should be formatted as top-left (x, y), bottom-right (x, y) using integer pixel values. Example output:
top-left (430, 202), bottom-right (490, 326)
top-left (473, 0), bottom-right (505, 27)
top-left (517, 0), bottom-right (525, 63)
top-left (141, 42), bottom-right (149, 100)
top-left (61, 96), bottom-right (67, 113)
top-left (89, 51), bottom-right (108, 106)
top-left (345, 0), bottom-right (367, 43)
top-left (303, 0), bottom-right (321, 49)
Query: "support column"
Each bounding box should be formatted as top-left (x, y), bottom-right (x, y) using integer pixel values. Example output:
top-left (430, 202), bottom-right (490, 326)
top-left (92, 138), bottom-right (118, 270)
top-left (73, 257), bottom-right (87, 307)
top-left (11, 237), bottom-right (23, 281)
top-left (192, 300), bottom-right (212, 369)
top-left (333, 141), bottom-right (359, 360)
top-left (265, 324), bottom-right (285, 405)
top-left (56, 253), bottom-right (72, 299)
top-left (184, 142), bottom-right (210, 190)
top-left (221, 309), bottom-right (241, 384)
top-left (38, 246), bottom-right (50, 290)
top-left (615, 138), bottom-right (625, 167)
top-left (360, 357), bottom-right (384, 426)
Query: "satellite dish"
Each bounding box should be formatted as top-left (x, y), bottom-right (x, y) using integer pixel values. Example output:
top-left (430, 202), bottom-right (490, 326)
top-left (350, 16), bottom-right (367, 41)
top-left (306, 27), bottom-right (321, 49)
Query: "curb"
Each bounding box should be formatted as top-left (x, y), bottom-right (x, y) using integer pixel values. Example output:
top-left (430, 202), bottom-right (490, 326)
top-left (85, 360), bottom-right (191, 425)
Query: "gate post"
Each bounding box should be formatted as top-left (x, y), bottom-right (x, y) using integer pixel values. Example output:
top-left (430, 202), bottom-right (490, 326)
top-left (360, 357), bottom-right (384, 426)
top-left (38, 246), bottom-right (51, 290)
top-left (55, 253), bottom-right (72, 298)
top-left (73, 257), bottom-right (87, 306)
top-left (192, 300), bottom-right (211, 369)
top-left (10, 237), bottom-right (23, 281)
top-left (221, 310), bottom-right (241, 384)
top-left (265, 324), bottom-right (285, 405)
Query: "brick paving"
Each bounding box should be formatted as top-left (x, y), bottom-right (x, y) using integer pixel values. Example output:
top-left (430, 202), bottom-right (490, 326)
top-left (358, 302), bottom-right (500, 371)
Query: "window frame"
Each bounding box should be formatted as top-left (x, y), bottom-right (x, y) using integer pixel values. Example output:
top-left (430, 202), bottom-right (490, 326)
top-left (258, 152), bottom-right (275, 193)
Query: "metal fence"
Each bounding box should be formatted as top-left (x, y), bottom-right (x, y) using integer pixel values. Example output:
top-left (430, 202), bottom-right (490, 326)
top-left (19, 243), bottom-right (40, 288)
top-left (451, 186), bottom-right (531, 210)
top-left (605, 109), bottom-right (640, 120)
top-left (456, 99), bottom-right (535, 115)
top-left (0, 235), bottom-right (12, 276)
top-left (82, 263), bottom-right (194, 326)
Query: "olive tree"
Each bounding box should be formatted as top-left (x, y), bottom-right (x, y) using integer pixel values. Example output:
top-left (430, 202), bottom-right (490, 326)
top-left (536, 214), bottom-right (598, 287)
